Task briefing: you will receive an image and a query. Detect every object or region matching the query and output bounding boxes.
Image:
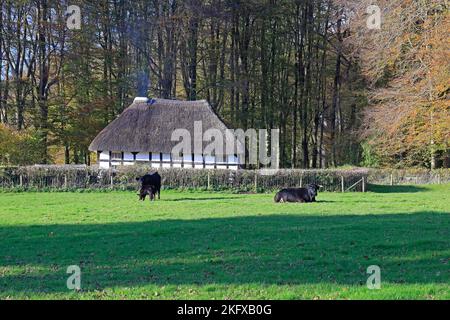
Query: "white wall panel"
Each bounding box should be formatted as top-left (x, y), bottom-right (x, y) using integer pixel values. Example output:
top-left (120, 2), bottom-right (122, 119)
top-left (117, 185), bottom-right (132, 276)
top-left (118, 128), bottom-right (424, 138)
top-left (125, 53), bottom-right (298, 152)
top-left (99, 152), bottom-right (110, 161)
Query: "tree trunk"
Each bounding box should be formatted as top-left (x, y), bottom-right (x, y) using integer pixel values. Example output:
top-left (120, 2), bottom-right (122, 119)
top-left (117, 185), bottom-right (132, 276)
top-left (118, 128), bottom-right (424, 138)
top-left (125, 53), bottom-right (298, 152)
top-left (37, 0), bottom-right (50, 163)
top-left (331, 14), bottom-right (343, 167)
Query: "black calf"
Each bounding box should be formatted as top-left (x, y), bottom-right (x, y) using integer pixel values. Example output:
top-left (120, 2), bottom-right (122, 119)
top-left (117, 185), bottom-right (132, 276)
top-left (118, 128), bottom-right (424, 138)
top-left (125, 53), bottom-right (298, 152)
top-left (138, 185), bottom-right (157, 202)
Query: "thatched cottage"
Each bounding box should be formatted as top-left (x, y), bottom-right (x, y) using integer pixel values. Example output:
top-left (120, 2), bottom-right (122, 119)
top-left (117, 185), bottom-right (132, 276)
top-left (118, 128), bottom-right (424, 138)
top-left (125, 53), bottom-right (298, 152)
top-left (89, 98), bottom-right (241, 169)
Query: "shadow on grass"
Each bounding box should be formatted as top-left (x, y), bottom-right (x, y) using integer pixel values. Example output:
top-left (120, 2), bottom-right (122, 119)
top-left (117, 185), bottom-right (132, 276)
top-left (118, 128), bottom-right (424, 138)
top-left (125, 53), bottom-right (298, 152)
top-left (368, 184), bottom-right (428, 193)
top-left (0, 212), bottom-right (449, 294)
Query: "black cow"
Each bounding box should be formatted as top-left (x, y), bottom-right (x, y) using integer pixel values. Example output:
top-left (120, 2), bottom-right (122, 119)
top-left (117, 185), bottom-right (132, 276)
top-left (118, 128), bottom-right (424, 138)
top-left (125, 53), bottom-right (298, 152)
top-left (136, 172), bottom-right (161, 201)
top-left (274, 184), bottom-right (322, 203)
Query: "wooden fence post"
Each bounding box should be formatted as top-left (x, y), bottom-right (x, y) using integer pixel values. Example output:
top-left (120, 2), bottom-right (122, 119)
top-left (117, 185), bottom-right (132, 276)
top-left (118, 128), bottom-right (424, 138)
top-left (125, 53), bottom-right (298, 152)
top-left (362, 176), bottom-right (366, 193)
top-left (64, 175), bottom-right (68, 189)
top-left (110, 175), bottom-right (114, 189)
top-left (19, 175), bottom-right (23, 187)
top-left (390, 173), bottom-right (394, 186)
top-left (341, 176), bottom-right (345, 193)
top-left (254, 172), bottom-right (258, 193)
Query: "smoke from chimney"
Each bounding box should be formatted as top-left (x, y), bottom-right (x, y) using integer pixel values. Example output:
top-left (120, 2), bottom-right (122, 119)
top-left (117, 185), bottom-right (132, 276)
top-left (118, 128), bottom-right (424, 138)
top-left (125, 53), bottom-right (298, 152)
top-left (137, 70), bottom-right (150, 98)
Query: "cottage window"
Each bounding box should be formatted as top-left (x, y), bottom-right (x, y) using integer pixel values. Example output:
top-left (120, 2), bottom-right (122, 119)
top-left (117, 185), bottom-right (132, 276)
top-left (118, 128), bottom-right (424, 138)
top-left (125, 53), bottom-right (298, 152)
top-left (111, 152), bottom-right (122, 161)
top-left (151, 153), bottom-right (161, 162)
top-left (123, 152), bottom-right (135, 161)
top-left (136, 153), bottom-right (150, 161)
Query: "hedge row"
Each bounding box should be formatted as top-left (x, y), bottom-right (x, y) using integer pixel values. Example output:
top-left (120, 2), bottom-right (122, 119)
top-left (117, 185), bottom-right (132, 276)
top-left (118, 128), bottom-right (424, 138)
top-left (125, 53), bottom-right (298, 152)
top-left (1, 165), bottom-right (448, 192)
top-left (0, 165), bottom-right (371, 192)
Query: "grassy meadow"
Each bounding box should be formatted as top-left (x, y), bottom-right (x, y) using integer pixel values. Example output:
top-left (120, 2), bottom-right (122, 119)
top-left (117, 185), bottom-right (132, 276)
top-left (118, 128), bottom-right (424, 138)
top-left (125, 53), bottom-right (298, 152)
top-left (0, 184), bottom-right (449, 300)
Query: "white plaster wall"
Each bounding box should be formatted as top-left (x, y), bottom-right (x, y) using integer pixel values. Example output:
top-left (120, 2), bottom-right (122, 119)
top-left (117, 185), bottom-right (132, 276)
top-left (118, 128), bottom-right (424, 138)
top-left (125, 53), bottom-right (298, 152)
top-left (182, 154), bottom-right (193, 168)
top-left (99, 151), bottom-right (110, 161)
top-left (193, 154), bottom-right (203, 169)
top-left (151, 162), bottom-right (161, 169)
top-left (99, 161), bottom-right (110, 169)
top-left (204, 156), bottom-right (215, 165)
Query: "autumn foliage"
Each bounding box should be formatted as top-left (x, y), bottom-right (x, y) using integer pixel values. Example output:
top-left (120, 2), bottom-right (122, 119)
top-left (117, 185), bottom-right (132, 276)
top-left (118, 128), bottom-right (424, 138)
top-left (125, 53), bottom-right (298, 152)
top-left (355, 0), bottom-right (449, 168)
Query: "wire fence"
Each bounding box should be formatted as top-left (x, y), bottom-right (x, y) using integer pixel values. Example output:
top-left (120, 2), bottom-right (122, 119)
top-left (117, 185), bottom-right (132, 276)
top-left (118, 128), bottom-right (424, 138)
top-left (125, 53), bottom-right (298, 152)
top-left (368, 169), bottom-right (450, 185)
top-left (0, 166), bottom-right (448, 192)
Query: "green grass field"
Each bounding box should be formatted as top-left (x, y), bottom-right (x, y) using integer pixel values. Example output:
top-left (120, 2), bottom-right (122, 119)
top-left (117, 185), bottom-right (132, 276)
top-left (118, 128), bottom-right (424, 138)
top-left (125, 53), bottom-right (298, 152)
top-left (0, 184), bottom-right (449, 300)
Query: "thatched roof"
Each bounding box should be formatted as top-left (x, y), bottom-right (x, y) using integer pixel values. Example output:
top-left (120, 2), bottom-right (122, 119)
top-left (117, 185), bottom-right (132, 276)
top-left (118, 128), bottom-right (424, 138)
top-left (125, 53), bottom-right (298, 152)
top-left (89, 98), bottom-right (240, 155)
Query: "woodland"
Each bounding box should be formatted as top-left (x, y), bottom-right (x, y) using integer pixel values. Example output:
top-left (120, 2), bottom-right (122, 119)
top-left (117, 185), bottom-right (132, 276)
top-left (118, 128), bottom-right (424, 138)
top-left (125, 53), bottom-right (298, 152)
top-left (0, 0), bottom-right (448, 168)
